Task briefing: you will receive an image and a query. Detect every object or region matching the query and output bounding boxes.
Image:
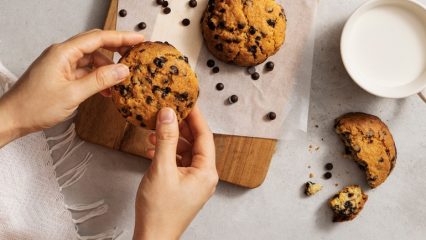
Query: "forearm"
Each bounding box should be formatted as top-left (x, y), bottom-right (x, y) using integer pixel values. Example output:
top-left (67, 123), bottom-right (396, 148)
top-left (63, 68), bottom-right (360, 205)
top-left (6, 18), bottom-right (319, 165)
top-left (0, 96), bottom-right (24, 147)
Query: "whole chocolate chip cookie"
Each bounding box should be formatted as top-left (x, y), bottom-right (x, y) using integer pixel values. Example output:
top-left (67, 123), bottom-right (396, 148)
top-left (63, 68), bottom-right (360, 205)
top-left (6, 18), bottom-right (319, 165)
top-left (111, 41), bottom-right (199, 130)
top-left (335, 113), bottom-right (397, 188)
top-left (201, 0), bottom-right (287, 66)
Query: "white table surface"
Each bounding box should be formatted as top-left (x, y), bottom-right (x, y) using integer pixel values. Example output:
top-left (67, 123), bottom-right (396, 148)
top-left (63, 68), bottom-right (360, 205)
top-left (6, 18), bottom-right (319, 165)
top-left (1, 0), bottom-right (426, 239)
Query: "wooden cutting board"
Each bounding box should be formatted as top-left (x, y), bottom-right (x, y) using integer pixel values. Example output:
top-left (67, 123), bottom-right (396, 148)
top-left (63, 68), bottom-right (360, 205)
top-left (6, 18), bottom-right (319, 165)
top-left (75, 0), bottom-right (277, 188)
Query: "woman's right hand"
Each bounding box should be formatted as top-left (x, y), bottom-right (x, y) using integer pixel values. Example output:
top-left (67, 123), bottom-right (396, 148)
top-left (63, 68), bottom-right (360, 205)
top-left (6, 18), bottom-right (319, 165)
top-left (133, 105), bottom-right (218, 240)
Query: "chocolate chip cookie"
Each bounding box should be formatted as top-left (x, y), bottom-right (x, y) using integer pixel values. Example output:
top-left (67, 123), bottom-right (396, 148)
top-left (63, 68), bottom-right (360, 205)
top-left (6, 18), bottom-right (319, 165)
top-left (335, 113), bottom-right (397, 188)
top-left (329, 185), bottom-right (368, 222)
top-left (111, 42), bottom-right (199, 130)
top-left (201, 0), bottom-right (286, 66)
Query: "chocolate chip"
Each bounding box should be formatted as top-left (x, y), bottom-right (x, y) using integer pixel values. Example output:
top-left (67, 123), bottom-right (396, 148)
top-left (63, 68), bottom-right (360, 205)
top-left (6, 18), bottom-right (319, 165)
top-left (156, 0), bottom-right (164, 5)
top-left (119, 9), bottom-right (127, 17)
top-left (348, 193), bottom-right (354, 198)
top-left (238, 23), bottom-right (245, 29)
top-left (136, 115), bottom-right (143, 121)
top-left (176, 92), bottom-right (189, 101)
top-left (170, 65), bottom-right (179, 75)
top-left (182, 18), bottom-right (191, 26)
top-left (162, 1), bottom-right (169, 7)
top-left (249, 46), bottom-right (257, 54)
top-left (152, 85), bottom-right (160, 93)
top-left (214, 34), bottom-right (220, 40)
top-left (153, 57), bottom-right (166, 68)
top-left (215, 43), bottom-right (223, 51)
top-left (249, 26), bottom-right (257, 35)
top-left (162, 87), bottom-right (171, 98)
top-left (247, 66), bottom-right (256, 74)
top-left (146, 96), bottom-right (153, 104)
top-left (265, 61), bottom-right (275, 71)
top-left (344, 201), bottom-right (353, 209)
top-left (218, 21), bottom-right (226, 29)
top-left (267, 112), bottom-right (276, 120)
top-left (251, 72), bottom-right (260, 80)
top-left (228, 95), bottom-right (238, 104)
top-left (325, 163), bottom-right (334, 170)
top-left (207, 59), bottom-right (215, 68)
top-left (208, 20), bottom-right (216, 30)
top-left (267, 19), bottom-right (276, 27)
top-left (183, 56), bottom-right (189, 63)
top-left (163, 7), bottom-right (171, 14)
top-left (189, 0), bottom-right (197, 8)
top-left (219, 8), bottom-right (226, 13)
top-left (137, 22), bottom-right (147, 30)
top-left (255, 36), bottom-right (261, 41)
top-left (212, 66), bottom-right (220, 73)
top-left (216, 83), bottom-right (224, 91)
top-left (323, 172), bottom-right (332, 179)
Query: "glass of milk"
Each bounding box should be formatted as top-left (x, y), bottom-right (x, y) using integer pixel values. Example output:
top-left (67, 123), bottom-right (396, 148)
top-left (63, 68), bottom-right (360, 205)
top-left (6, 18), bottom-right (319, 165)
top-left (341, 0), bottom-right (426, 102)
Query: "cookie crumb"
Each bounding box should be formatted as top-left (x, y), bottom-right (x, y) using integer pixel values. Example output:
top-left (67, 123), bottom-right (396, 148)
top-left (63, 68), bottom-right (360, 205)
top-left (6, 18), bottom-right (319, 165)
top-left (309, 173), bottom-right (314, 178)
top-left (304, 181), bottom-right (322, 196)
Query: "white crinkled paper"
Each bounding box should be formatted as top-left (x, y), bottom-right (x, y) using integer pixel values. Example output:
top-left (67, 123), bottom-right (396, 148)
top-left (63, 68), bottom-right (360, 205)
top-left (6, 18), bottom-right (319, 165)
top-left (116, 0), bottom-right (317, 139)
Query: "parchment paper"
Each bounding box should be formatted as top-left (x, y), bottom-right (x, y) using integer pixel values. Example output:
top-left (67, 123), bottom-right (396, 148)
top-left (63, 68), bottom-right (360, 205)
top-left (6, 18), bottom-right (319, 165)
top-left (116, 0), bottom-right (317, 139)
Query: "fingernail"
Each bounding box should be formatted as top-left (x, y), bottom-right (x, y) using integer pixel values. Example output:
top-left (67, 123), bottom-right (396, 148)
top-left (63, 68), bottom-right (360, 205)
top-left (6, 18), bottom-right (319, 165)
top-left (159, 108), bottom-right (175, 124)
top-left (114, 64), bottom-right (129, 81)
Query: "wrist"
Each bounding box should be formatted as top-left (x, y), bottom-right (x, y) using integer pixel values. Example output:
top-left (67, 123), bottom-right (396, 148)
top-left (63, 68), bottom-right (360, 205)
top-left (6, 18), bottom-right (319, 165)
top-left (133, 218), bottom-right (180, 240)
top-left (0, 97), bottom-right (27, 147)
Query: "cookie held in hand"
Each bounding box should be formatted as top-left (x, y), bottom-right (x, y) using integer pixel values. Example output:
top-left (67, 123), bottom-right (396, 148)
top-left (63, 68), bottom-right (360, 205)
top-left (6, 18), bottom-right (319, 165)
top-left (201, 0), bottom-right (287, 66)
top-left (111, 42), bottom-right (199, 130)
top-left (329, 185), bottom-right (368, 222)
top-left (335, 112), bottom-right (397, 188)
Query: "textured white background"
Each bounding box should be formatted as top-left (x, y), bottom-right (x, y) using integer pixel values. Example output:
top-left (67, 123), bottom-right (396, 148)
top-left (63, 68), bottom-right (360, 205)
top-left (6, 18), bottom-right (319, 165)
top-left (1, 0), bottom-right (426, 239)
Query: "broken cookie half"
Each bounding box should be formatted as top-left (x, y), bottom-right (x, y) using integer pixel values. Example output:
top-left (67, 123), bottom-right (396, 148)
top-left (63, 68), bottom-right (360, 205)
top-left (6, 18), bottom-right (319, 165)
top-left (335, 112), bottom-right (397, 188)
top-left (329, 185), bottom-right (368, 222)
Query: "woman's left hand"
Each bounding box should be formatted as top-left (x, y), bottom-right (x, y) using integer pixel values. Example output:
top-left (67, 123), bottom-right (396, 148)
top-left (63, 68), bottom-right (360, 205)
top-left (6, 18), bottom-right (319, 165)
top-left (0, 29), bottom-right (144, 146)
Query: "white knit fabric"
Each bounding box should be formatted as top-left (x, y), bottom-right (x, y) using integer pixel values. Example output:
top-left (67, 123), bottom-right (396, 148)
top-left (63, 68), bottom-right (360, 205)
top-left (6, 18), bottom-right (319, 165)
top-left (0, 62), bottom-right (121, 240)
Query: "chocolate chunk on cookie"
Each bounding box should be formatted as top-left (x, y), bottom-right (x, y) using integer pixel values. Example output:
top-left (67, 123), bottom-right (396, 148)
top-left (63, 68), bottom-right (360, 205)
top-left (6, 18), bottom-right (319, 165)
top-left (111, 42), bottom-right (199, 130)
top-left (329, 185), bottom-right (368, 222)
top-left (335, 112), bottom-right (397, 188)
top-left (201, 0), bottom-right (287, 66)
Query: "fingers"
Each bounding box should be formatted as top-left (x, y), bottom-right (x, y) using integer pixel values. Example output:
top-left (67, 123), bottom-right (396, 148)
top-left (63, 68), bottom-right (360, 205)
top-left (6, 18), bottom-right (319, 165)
top-left (152, 108), bottom-right (179, 172)
top-left (179, 120), bottom-right (194, 143)
top-left (72, 63), bottom-right (129, 101)
top-left (77, 50), bottom-right (114, 68)
top-left (186, 105), bottom-right (216, 170)
top-left (63, 30), bottom-right (144, 56)
top-left (149, 132), bottom-right (193, 155)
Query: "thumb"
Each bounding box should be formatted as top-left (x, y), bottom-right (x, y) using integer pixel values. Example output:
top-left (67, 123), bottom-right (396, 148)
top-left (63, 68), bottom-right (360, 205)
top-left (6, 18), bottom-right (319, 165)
top-left (153, 108), bottom-right (179, 171)
top-left (74, 63), bottom-right (129, 101)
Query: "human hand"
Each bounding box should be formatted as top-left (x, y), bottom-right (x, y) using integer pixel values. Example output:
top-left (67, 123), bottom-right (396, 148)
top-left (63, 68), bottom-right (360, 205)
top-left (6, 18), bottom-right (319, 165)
top-left (0, 30), bottom-right (144, 146)
top-left (134, 106), bottom-right (218, 240)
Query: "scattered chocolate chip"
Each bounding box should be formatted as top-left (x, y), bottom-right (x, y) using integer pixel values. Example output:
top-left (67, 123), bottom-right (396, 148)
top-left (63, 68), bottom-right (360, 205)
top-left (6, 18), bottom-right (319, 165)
top-left (170, 65), bottom-right (179, 75)
top-left (119, 9), bottom-right (127, 17)
top-left (247, 66), bottom-right (256, 74)
top-left (212, 66), bottom-right (220, 73)
top-left (249, 26), bottom-right (257, 35)
top-left (267, 112), bottom-right (276, 120)
top-left (324, 172), bottom-right (332, 179)
top-left (189, 0), bottom-right (197, 8)
top-left (156, 0), bottom-right (164, 5)
top-left (216, 83), bottom-right (224, 91)
top-left (238, 23), bottom-right (245, 29)
top-left (267, 19), bottom-right (276, 27)
top-left (265, 61), bottom-right (275, 71)
top-left (251, 72), bottom-right (260, 80)
top-left (163, 7), bottom-right (171, 14)
top-left (162, 1), bottom-right (169, 7)
top-left (137, 22), bottom-right (147, 30)
top-left (207, 59), bottom-right (215, 68)
top-left (325, 163), bottom-right (334, 170)
top-left (182, 18), bottom-right (191, 26)
top-left (136, 115), bottom-right (143, 121)
top-left (228, 95), bottom-right (238, 104)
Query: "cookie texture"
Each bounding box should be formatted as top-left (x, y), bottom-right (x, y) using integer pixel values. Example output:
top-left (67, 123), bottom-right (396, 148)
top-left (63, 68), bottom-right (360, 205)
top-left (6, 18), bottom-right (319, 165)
top-left (111, 42), bottom-right (199, 130)
top-left (329, 185), bottom-right (368, 222)
top-left (335, 113), bottom-right (397, 188)
top-left (201, 0), bottom-right (286, 66)
top-left (304, 181), bottom-right (322, 196)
